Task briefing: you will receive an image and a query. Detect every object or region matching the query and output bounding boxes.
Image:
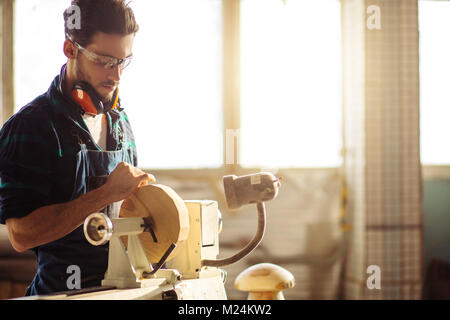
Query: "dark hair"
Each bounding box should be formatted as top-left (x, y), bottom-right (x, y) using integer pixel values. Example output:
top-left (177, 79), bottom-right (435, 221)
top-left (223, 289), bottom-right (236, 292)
top-left (64, 0), bottom-right (139, 46)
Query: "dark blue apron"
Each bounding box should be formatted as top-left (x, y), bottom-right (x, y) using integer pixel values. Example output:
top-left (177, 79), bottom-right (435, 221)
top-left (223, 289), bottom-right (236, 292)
top-left (25, 131), bottom-right (133, 296)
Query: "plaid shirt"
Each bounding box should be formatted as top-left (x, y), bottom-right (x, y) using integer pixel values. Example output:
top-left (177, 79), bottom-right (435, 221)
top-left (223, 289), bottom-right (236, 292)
top-left (0, 69), bottom-right (138, 225)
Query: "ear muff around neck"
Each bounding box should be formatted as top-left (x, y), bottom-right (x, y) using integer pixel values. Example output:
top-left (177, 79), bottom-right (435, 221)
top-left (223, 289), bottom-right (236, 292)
top-left (71, 81), bottom-right (119, 115)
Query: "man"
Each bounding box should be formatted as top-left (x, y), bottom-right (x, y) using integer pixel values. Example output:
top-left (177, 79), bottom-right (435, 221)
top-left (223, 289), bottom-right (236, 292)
top-left (0, 0), bottom-right (154, 296)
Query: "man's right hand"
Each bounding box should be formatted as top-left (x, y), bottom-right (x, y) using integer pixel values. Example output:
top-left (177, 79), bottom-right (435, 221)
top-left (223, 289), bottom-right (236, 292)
top-left (102, 162), bottom-right (156, 203)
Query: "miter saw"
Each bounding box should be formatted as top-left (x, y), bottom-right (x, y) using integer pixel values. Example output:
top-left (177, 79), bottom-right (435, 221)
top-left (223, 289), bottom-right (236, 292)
top-left (25, 172), bottom-right (281, 300)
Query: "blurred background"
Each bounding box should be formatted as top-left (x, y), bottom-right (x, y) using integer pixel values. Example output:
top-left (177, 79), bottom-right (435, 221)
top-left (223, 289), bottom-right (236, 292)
top-left (0, 0), bottom-right (449, 300)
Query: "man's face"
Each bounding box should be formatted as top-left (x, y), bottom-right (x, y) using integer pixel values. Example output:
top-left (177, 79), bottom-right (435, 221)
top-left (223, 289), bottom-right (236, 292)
top-left (74, 32), bottom-right (134, 103)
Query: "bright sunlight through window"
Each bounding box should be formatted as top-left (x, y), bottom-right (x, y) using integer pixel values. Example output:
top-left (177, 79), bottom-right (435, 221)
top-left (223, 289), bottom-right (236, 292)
top-left (240, 0), bottom-right (342, 168)
top-left (122, 0), bottom-right (223, 169)
top-left (419, 0), bottom-right (450, 165)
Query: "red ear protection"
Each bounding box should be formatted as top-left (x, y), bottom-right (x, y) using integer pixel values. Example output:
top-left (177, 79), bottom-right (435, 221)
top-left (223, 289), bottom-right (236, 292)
top-left (71, 82), bottom-right (119, 115)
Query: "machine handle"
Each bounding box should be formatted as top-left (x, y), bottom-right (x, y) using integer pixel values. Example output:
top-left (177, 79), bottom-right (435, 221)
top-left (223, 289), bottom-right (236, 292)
top-left (143, 243), bottom-right (177, 277)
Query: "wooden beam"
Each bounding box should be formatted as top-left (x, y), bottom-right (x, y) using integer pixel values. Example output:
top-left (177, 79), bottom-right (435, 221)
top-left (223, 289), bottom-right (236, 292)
top-left (222, 0), bottom-right (241, 173)
top-left (1, 0), bottom-right (14, 125)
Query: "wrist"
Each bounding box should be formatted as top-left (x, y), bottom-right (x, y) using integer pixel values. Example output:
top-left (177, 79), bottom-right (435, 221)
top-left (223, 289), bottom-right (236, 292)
top-left (94, 183), bottom-right (117, 206)
top-left (77, 183), bottom-right (117, 215)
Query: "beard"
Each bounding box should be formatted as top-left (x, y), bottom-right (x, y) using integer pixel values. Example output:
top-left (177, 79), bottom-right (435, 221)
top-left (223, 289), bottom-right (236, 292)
top-left (74, 60), bottom-right (117, 104)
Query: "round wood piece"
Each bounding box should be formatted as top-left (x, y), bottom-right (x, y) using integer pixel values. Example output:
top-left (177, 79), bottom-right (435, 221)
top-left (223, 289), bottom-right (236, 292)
top-left (119, 184), bottom-right (190, 263)
top-left (235, 263), bottom-right (295, 292)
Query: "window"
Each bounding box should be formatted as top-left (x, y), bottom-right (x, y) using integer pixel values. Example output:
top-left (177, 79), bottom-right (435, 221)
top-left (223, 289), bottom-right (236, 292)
top-left (419, 0), bottom-right (450, 165)
top-left (14, 0), bottom-right (223, 169)
top-left (14, 0), bottom-right (68, 109)
top-left (122, 0), bottom-right (223, 169)
top-left (14, 0), bottom-right (342, 170)
top-left (240, 0), bottom-right (342, 168)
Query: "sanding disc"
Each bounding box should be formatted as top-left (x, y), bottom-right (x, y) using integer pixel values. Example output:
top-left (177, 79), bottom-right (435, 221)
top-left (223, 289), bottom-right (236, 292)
top-left (119, 184), bottom-right (190, 263)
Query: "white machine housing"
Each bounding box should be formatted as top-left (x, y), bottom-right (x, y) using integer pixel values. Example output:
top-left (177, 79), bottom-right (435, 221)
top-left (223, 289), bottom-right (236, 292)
top-left (166, 200), bottom-right (221, 279)
top-left (81, 200), bottom-right (226, 300)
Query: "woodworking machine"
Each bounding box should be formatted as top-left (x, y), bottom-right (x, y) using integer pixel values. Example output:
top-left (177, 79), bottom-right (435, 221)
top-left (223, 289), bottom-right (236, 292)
top-left (21, 172), bottom-right (281, 300)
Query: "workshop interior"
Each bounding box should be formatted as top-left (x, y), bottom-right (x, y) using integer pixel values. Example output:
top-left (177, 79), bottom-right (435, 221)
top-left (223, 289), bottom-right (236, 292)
top-left (0, 0), bottom-right (449, 300)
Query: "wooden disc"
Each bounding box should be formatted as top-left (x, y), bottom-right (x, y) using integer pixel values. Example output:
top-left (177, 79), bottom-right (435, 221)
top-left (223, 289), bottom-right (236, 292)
top-left (119, 184), bottom-right (190, 263)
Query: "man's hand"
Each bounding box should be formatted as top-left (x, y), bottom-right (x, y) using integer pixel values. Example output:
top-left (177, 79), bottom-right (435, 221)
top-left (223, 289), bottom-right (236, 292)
top-left (102, 162), bottom-right (156, 203)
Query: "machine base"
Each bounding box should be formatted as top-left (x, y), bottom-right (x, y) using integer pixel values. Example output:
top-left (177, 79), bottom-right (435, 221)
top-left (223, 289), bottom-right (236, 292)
top-left (16, 274), bottom-right (227, 300)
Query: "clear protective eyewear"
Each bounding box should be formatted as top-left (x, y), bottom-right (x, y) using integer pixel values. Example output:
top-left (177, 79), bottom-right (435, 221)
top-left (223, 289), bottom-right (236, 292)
top-left (68, 36), bottom-right (133, 70)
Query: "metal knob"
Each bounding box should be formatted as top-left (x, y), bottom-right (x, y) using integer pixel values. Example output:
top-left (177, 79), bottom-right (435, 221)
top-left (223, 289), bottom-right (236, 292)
top-left (84, 213), bottom-right (113, 246)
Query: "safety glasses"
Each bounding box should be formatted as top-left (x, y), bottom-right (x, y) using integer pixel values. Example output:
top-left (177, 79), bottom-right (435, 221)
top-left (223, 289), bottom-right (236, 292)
top-left (68, 36), bottom-right (133, 70)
